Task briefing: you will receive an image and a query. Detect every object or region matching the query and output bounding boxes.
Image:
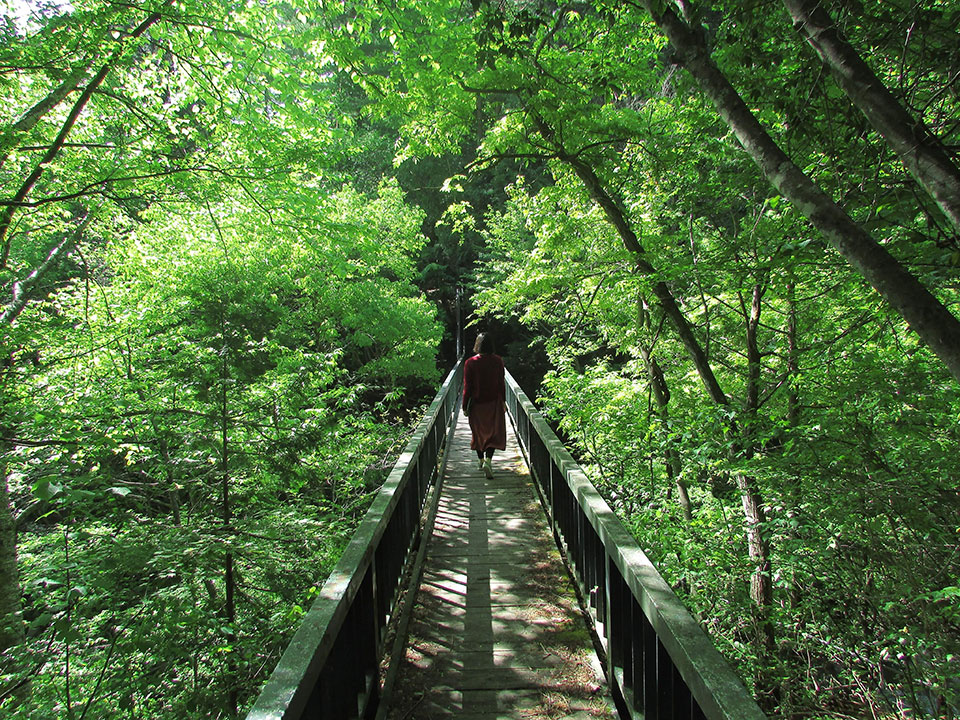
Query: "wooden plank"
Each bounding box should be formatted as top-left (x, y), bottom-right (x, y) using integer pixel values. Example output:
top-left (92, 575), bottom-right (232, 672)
top-left (247, 362), bottom-right (464, 720)
top-left (390, 687), bottom-right (606, 720)
top-left (382, 413), bottom-right (616, 720)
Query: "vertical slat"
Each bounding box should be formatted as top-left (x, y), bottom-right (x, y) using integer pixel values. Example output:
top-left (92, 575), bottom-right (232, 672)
top-left (628, 590), bottom-right (643, 715)
top-left (357, 566), bottom-right (379, 720)
top-left (575, 505), bottom-right (587, 591)
top-left (541, 441), bottom-right (556, 518)
top-left (593, 525), bottom-right (606, 626)
top-left (642, 602), bottom-right (657, 719)
top-left (585, 518), bottom-right (595, 607)
top-left (657, 635), bottom-right (674, 719)
top-left (673, 661), bottom-right (692, 720)
top-left (246, 361), bottom-right (465, 720)
top-left (692, 693), bottom-right (708, 720)
top-left (608, 557), bottom-right (629, 705)
top-left (551, 461), bottom-right (562, 537)
top-left (373, 525), bottom-right (389, 639)
top-left (319, 608), bottom-right (358, 719)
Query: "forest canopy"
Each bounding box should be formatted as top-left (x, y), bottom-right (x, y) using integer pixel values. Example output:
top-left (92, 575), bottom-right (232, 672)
top-left (2, 0), bottom-right (959, 719)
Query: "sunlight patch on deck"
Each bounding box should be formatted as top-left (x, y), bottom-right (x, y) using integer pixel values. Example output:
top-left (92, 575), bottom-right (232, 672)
top-left (385, 414), bottom-right (615, 720)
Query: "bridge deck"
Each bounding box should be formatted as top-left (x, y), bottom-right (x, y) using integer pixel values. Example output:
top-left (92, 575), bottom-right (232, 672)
top-left (384, 413), bottom-right (616, 720)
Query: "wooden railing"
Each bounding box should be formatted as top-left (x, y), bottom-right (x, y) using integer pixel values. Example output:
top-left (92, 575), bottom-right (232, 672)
top-left (505, 370), bottom-right (768, 720)
top-left (245, 360), bottom-right (464, 720)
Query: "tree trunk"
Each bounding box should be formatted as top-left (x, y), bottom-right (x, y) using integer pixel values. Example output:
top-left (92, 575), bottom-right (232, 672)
top-left (534, 114), bottom-right (778, 678)
top-left (1, 215), bottom-right (90, 325)
top-left (220, 329), bottom-right (237, 718)
top-left (637, 1), bottom-right (960, 384)
top-left (781, 0), bottom-right (960, 236)
top-left (0, 466), bottom-right (25, 656)
top-left (0, 6), bottom-right (168, 269)
top-left (541, 128), bottom-right (729, 405)
top-left (744, 287), bottom-right (776, 621)
top-left (734, 469), bottom-right (776, 706)
top-left (744, 285), bottom-right (763, 428)
top-left (640, 345), bottom-right (692, 522)
top-left (786, 278), bottom-right (800, 428)
top-left (783, 275), bottom-right (804, 607)
top-left (0, 63), bottom-right (93, 171)
top-left (738, 284), bottom-right (778, 707)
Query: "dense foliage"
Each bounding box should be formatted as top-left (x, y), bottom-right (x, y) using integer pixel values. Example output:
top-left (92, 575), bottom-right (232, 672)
top-left (2, 0), bottom-right (959, 718)
top-left (332, 0), bottom-right (960, 716)
top-left (1, 1), bottom-right (440, 717)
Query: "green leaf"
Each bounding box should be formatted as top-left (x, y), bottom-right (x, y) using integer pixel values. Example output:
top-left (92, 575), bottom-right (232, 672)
top-left (33, 478), bottom-right (63, 501)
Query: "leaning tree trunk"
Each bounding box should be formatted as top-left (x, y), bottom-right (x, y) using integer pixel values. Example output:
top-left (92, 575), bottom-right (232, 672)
top-left (0, 62), bottom-right (93, 171)
top-left (532, 121), bottom-right (729, 405)
top-left (0, 4), bottom-right (168, 269)
top-left (1, 215), bottom-right (90, 325)
top-left (533, 111), bottom-right (778, 686)
top-left (782, 0), bottom-right (960, 236)
top-left (640, 345), bottom-right (693, 522)
top-left (0, 465), bottom-right (24, 656)
top-left (635, 0), bottom-right (960, 384)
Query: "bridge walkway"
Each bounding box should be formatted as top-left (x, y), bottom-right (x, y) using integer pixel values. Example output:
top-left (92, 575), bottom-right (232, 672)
top-left (383, 412), bottom-right (615, 719)
top-left (244, 362), bottom-right (768, 720)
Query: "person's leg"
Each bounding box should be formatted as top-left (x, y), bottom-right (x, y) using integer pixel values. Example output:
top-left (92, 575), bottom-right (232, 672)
top-left (483, 448), bottom-right (494, 478)
top-left (477, 450), bottom-right (484, 469)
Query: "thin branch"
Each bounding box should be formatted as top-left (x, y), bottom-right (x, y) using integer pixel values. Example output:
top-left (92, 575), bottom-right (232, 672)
top-left (1, 213), bottom-right (91, 325)
top-left (0, 2), bottom-right (172, 268)
top-left (0, 164), bottom-right (280, 209)
top-left (465, 151), bottom-right (553, 172)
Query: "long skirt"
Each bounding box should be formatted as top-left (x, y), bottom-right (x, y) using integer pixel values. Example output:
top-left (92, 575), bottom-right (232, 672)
top-left (469, 399), bottom-right (507, 452)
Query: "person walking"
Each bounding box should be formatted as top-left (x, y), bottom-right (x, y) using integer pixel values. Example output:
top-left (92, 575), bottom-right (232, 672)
top-left (462, 332), bottom-right (506, 478)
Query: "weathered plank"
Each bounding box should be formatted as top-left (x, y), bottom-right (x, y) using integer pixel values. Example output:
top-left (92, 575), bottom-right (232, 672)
top-left (383, 413), bottom-right (615, 720)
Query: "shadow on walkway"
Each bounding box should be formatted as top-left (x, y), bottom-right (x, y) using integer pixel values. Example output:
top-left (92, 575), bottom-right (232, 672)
top-left (385, 414), bottom-right (615, 720)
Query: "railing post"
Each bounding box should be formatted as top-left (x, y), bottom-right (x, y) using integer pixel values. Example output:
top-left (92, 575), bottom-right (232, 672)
top-left (503, 369), bottom-right (767, 720)
top-left (245, 361), bottom-right (464, 720)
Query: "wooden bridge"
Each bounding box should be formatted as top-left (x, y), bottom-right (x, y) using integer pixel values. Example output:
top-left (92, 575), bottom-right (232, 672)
top-left (245, 362), bottom-right (768, 720)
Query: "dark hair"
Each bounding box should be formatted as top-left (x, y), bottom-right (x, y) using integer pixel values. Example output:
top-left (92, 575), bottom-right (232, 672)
top-left (473, 332), bottom-right (495, 355)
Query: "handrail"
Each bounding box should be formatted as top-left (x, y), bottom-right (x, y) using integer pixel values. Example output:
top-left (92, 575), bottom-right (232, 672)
top-left (505, 369), bottom-right (768, 720)
top-left (246, 360), bottom-right (464, 720)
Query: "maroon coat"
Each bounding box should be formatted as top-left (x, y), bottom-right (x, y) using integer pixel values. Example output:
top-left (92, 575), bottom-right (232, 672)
top-left (463, 353), bottom-right (506, 452)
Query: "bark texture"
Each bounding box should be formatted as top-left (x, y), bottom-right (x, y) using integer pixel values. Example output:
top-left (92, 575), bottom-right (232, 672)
top-left (782, 0), bottom-right (960, 236)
